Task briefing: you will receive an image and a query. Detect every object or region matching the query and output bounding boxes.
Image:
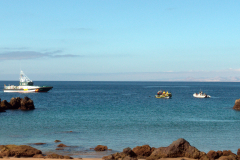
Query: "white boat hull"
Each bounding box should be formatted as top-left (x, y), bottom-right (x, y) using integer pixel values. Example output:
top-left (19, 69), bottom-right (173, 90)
top-left (4, 89), bottom-right (36, 93)
top-left (3, 86), bottom-right (53, 93)
top-left (193, 93), bottom-right (211, 98)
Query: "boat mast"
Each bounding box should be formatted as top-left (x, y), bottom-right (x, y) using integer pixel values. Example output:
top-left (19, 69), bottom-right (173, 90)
top-left (20, 70), bottom-right (32, 82)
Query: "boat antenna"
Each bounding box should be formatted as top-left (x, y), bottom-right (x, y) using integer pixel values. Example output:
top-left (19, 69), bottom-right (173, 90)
top-left (20, 70), bottom-right (32, 82)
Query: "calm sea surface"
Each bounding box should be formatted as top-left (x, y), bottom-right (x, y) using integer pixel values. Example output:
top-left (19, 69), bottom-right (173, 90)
top-left (0, 81), bottom-right (240, 157)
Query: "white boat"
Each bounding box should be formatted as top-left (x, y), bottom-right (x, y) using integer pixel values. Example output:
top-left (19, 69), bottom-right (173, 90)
top-left (3, 71), bottom-right (53, 93)
top-left (193, 91), bottom-right (210, 98)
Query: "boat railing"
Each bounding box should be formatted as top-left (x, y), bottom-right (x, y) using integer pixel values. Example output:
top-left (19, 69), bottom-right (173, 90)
top-left (4, 85), bottom-right (18, 89)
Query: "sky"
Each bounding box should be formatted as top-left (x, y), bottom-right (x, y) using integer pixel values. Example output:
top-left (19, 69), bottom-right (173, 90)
top-left (0, 0), bottom-right (240, 81)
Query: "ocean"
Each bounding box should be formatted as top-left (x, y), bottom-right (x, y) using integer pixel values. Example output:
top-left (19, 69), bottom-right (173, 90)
top-left (0, 81), bottom-right (240, 158)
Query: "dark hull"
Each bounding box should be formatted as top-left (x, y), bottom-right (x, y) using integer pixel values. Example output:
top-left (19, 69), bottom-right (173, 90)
top-left (35, 87), bottom-right (53, 92)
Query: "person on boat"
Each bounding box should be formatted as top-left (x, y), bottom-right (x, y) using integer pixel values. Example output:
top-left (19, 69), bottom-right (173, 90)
top-left (157, 91), bottom-right (162, 95)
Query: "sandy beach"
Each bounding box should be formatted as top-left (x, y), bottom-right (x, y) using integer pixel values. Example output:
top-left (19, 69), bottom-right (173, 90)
top-left (6, 158), bottom-right (196, 160)
top-left (6, 158), bottom-right (100, 160)
top-left (2, 158), bottom-right (101, 159)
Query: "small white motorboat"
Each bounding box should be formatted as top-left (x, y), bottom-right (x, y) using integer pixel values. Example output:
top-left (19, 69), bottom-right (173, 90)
top-left (193, 91), bottom-right (210, 98)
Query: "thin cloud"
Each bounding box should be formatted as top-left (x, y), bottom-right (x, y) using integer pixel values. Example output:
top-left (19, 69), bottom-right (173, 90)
top-left (227, 68), bottom-right (240, 72)
top-left (0, 47), bottom-right (29, 50)
top-left (0, 50), bottom-right (80, 61)
top-left (53, 54), bottom-right (81, 58)
top-left (163, 71), bottom-right (174, 73)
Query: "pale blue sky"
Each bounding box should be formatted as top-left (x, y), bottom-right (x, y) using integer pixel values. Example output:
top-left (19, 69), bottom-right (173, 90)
top-left (1, 0), bottom-right (240, 81)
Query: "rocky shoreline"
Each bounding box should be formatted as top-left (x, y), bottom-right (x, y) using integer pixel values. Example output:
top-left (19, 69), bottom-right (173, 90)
top-left (1, 138), bottom-right (240, 160)
top-left (0, 96), bottom-right (35, 112)
top-left (102, 138), bottom-right (240, 160)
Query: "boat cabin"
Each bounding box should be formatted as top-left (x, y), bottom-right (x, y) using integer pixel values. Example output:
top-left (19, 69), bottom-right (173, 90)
top-left (19, 82), bottom-right (33, 86)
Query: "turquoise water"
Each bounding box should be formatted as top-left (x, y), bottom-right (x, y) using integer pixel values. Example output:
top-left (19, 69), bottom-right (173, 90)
top-left (0, 81), bottom-right (240, 157)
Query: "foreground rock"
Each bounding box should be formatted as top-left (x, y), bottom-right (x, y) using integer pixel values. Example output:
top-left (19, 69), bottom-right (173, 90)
top-left (147, 138), bottom-right (206, 160)
top-left (9, 97), bottom-right (22, 109)
top-left (0, 144), bottom-right (74, 159)
top-left (207, 150), bottom-right (223, 160)
top-left (102, 138), bottom-right (206, 160)
top-left (233, 99), bottom-right (240, 110)
top-left (207, 150), bottom-right (239, 160)
top-left (20, 96), bottom-right (35, 110)
top-left (103, 147), bottom-right (137, 160)
top-left (0, 96), bottom-right (35, 111)
top-left (238, 149), bottom-right (240, 156)
top-left (0, 100), bottom-right (12, 110)
top-left (95, 145), bottom-right (108, 151)
top-left (132, 145), bottom-right (155, 158)
top-left (0, 145), bottom-right (41, 157)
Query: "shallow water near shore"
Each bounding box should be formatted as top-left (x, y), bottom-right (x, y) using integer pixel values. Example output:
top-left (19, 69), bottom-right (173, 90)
top-left (0, 81), bottom-right (240, 157)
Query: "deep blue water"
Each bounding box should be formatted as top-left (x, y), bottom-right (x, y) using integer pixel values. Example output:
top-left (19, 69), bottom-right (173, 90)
top-left (0, 81), bottom-right (240, 157)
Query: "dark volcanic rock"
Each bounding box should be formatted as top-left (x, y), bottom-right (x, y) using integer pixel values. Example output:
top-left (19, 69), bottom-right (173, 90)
top-left (0, 144), bottom-right (42, 157)
top-left (147, 138), bottom-right (206, 160)
top-left (0, 98), bottom-right (5, 112)
top-left (233, 99), bottom-right (240, 110)
top-left (94, 145), bottom-right (108, 151)
top-left (132, 145), bottom-right (155, 158)
top-left (55, 140), bottom-right (62, 143)
top-left (1, 100), bottom-right (12, 110)
top-left (0, 97), bottom-right (35, 111)
top-left (20, 96), bottom-right (35, 110)
top-left (9, 97), bottom-right (21, 109)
